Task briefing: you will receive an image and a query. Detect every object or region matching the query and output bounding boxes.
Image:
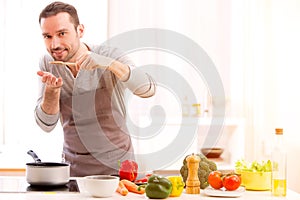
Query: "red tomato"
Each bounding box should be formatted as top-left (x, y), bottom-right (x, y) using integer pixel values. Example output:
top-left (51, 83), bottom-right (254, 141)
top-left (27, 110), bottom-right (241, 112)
top-left (222, 174), bottom-right (241, 191)
top-left (208, 171), bottom-right (223, 189)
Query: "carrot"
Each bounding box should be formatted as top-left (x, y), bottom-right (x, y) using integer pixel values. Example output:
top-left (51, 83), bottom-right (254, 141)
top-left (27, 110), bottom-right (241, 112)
top-left (116, 180), bottom-right (129, 196)
top-left (121, 179), bottom-right (145, 194)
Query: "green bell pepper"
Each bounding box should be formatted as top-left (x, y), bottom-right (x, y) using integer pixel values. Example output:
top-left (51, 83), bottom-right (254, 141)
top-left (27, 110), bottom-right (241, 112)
top-left (145, 175), bottom-right (173, 199)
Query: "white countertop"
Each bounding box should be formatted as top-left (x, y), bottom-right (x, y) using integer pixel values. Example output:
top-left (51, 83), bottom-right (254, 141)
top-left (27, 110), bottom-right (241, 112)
top-left (0, 176), bottom-right (299, 200)
top-left (0, 189), bottom-right (299, 200)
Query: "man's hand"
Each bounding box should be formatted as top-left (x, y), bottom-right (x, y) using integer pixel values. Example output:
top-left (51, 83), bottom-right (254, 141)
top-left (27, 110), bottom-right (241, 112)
top-left (37, 71), bottom-right (62, 115)
top-left (76, 52), bottom-right (114, 71)
top-left (37, 71), bottom-right (63, 89)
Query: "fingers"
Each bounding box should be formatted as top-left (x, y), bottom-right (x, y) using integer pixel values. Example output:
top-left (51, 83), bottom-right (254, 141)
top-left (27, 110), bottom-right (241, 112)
top-left (76, 52), bottom-right (111, 70)
top-left (37, 71), bottom-right (44, 76)
top-left (37, 71), bottom-right (63, 88)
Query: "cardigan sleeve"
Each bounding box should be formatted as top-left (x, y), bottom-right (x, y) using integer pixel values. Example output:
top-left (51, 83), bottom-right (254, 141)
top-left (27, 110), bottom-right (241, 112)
top-left (93, 45), bottom-right (156, 98)
top-left (34, 104), bottom-right (60, 132)
top-left (123, 66), bottom-right (156, 98)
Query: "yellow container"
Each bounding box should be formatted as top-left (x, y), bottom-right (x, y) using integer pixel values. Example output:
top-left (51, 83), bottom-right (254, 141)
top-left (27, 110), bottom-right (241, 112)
top-left (236, 170), bottom-right (271, 191)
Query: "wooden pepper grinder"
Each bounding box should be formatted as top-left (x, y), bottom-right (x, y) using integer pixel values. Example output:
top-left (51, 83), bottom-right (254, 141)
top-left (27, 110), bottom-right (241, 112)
top-left (185, 154), bottom-right (201, 194)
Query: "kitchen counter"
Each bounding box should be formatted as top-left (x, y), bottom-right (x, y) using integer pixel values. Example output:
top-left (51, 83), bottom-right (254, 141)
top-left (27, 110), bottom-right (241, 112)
top-left (0, 176), bottom-right (299, 199)
top-left (0, 189), bottom-right (299, 200)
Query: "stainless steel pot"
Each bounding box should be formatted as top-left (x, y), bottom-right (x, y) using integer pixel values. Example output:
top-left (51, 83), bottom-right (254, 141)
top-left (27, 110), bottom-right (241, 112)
top-left (26, 150), bottom-right (70, 186)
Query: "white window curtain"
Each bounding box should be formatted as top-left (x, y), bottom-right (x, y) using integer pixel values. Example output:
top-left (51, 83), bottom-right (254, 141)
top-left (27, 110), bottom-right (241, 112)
top-left (228, 0), bottom-right (300, 192)
top-left (107, 0), bottom-right (233, 170)
top-left (107, 0), bottom-right (300, 192)
top-left (244, 0), bottom-right (300, 192)
top-left (230, 0), bottom-right (278, 161)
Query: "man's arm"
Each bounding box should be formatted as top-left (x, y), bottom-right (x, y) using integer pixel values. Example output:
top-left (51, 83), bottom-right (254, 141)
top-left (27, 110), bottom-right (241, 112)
top-left (34, 71), bottom-right (62, 132)
top-left (108, 60), bottom-right (130, 81)
top-left (79, 45), bottom-right (156, 98)
top-left (108, 60), bottom-right (156, 98)
top-left (37, 71), bottom-right (62, 114)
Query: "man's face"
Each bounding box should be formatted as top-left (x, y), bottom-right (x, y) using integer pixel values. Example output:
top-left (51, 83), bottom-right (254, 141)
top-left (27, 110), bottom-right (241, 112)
top-left (40, 12), bottom-right (83, 62)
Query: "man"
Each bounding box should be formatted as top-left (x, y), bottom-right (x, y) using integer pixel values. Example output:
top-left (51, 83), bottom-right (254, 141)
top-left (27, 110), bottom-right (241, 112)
top-left (34, 1), bottom-right (155, 176)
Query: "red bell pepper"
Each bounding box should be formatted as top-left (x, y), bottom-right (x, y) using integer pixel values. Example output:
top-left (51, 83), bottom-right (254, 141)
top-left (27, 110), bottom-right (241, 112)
top-left (135, 173), bottom-right (152, 184)
top-left (119, 160), bottom-right (138, 181)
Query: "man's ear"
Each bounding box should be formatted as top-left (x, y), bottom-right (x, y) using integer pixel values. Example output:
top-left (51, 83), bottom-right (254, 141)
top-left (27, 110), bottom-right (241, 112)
top-left (77, 24), bottom-right (85, 38)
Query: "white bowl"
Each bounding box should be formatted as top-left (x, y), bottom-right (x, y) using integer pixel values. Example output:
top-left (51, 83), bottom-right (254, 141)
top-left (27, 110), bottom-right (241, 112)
top-left (83, 175), bottom-right (119, 197)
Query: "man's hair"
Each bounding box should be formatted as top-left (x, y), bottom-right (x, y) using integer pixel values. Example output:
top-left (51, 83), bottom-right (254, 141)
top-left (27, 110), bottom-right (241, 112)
top-left (39, 1), bottom-right (80, 29)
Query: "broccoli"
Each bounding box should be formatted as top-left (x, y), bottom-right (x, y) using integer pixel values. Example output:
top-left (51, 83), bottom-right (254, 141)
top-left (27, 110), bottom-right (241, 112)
top-left (208, 160), bottom-right (217, 171)
top-left (180, 153), bottom-right (217, 189)
top-left (199, 161), bottom-right (209, 171)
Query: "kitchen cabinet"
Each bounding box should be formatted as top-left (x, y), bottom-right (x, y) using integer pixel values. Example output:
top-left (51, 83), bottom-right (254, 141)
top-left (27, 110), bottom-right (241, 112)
top-left (0, 117), bottom-right (244, 174)
top-left (197, 117), bottom-right (245, 169)
top-left (137, 117), bottom-right (244, 171)
top-left (0, 168), bottom-right (25, 176)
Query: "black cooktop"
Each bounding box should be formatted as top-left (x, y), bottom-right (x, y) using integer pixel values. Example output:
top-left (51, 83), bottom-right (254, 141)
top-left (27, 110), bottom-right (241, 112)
top-left (27, 180), bottom-right (78, 192)
top-left (0, 177), bottom-right (79, 193)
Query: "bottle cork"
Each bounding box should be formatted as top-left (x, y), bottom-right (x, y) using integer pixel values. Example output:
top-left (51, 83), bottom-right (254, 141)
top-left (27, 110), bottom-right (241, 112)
top-left (185, 154), bottom-right (201, 194)
top-left (275, 128), bottom-right (283, 135)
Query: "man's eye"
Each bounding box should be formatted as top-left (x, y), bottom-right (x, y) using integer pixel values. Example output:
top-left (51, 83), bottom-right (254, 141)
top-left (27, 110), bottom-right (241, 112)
top-left (43, 35), bottom-right (51, 39)
top-left (59, 32), bottom-right (66, 36)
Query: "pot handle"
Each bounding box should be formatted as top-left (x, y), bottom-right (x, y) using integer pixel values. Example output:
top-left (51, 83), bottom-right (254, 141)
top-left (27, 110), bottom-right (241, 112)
top-left (27, 150), bottom-right (42, 163)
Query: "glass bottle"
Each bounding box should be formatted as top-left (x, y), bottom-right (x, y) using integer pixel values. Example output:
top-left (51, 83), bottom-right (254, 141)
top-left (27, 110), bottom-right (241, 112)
top-left (182, 96), bottom-right (190, 117)
top-left (271, 128), bottom-right (287, 197)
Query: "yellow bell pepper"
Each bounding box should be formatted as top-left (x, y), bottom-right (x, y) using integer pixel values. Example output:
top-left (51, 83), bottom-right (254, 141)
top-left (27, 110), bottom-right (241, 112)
top-left (167, 176), bottom-right (185, 197)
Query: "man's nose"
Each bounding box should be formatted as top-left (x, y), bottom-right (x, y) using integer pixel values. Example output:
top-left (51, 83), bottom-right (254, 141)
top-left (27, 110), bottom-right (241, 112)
top-left (51, 36), bottom-right (61, 49)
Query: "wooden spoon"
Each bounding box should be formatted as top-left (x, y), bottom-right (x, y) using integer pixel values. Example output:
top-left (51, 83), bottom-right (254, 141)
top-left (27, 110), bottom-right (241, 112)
top-left (49, 61), bottom-right (76, 66)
